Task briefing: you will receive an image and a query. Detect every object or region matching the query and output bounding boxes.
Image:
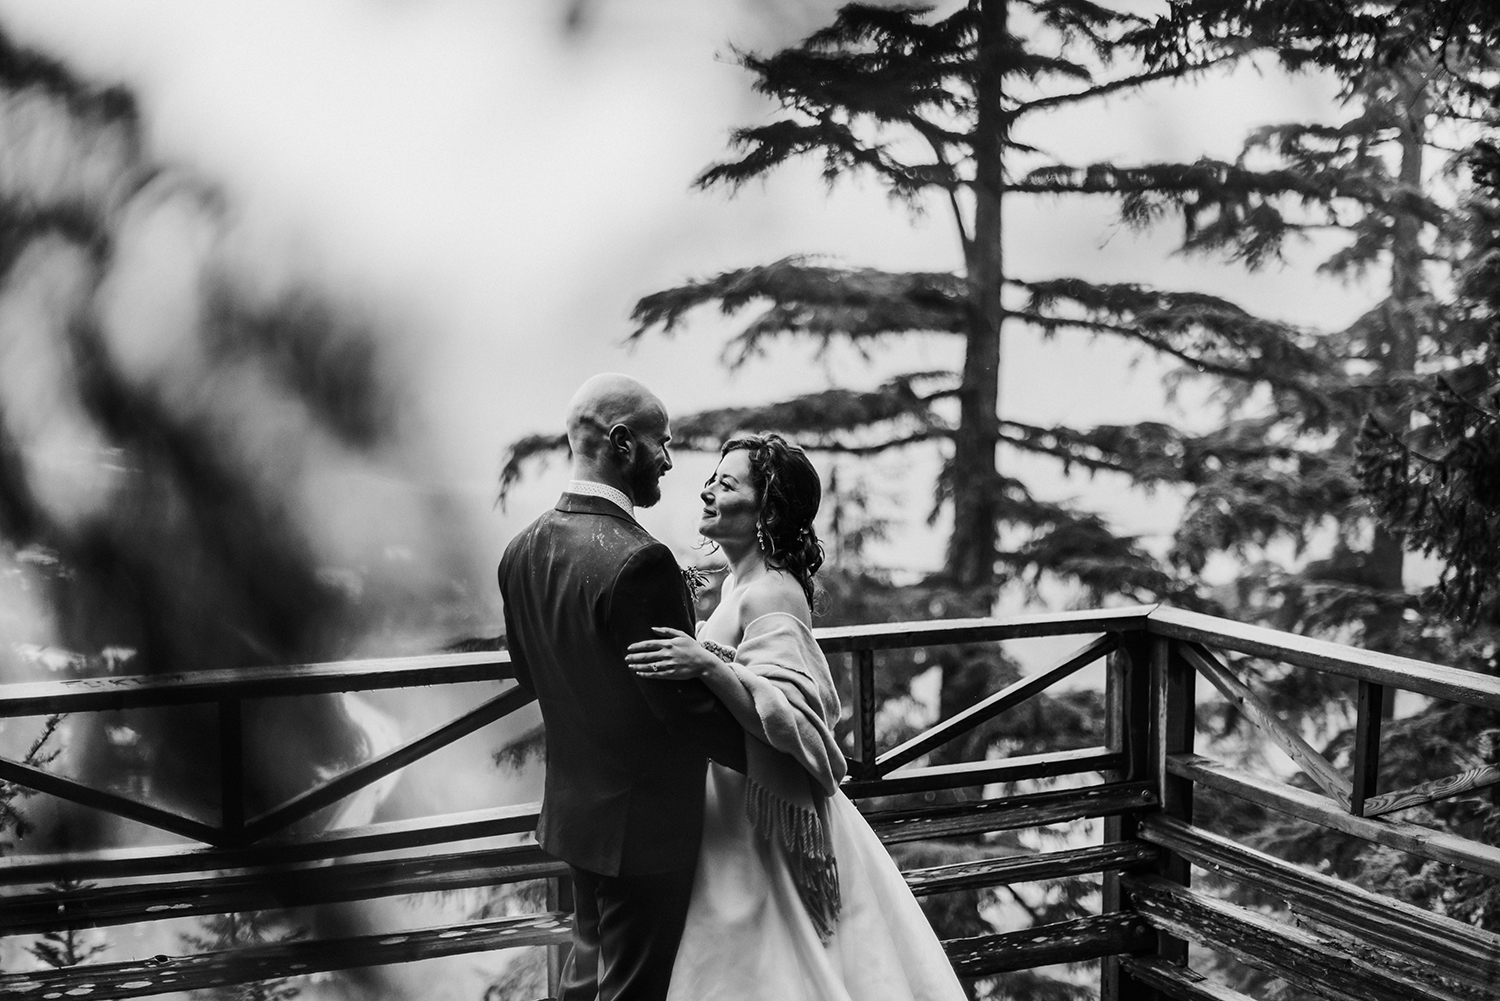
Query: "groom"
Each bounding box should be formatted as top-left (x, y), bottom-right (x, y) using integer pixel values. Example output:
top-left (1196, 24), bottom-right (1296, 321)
top-left (498, 373), bottom-right (746, 1001)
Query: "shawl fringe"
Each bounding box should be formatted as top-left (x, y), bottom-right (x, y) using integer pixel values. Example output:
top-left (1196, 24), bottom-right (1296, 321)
top-left (744, 776), bottom-right (842, 943)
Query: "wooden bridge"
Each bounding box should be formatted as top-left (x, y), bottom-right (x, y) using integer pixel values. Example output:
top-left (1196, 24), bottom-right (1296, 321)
top-left (1, 604), bottom-right (1498, 999)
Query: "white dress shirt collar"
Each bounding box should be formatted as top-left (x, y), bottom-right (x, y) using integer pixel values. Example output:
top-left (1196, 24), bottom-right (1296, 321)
top-left (566, 479), bottom-right (634, 518)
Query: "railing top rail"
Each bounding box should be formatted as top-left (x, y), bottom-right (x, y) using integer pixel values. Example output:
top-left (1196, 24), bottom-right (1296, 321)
top-left (7, 603), bottom-right (1497, 716)
top-left (813, 605), bottom-right (1155, 652)
top-left (1146, 606), bottom-right (1500, 711)
top-left (0, 651), bottom-right (512, 718)
top-left (0, 607), bottom-right (1156, 715)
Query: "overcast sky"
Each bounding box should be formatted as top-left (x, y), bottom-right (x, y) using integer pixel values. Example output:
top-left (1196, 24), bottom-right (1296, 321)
top-left (0, 0), bottom-right (1368, 629)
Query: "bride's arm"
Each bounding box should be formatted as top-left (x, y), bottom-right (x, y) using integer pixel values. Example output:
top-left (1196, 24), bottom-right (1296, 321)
top-left (626, 627), bottom-right (771, 744)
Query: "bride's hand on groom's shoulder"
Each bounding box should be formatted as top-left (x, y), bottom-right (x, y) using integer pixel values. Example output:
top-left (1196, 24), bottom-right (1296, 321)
top-left (626, 627), bottom-right (720, 681)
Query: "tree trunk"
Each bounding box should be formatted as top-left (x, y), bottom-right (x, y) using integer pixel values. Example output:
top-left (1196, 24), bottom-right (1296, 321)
top-left (930, 0), bottom-right (1011, 805)
top-left (1365, 64), bottom-right (1426, 660)
top-left (946, 0), bottom-right (1007, 615)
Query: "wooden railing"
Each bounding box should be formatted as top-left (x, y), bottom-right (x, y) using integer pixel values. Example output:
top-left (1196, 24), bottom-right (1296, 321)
top-left (1, 604), bottom-right (1497, 999)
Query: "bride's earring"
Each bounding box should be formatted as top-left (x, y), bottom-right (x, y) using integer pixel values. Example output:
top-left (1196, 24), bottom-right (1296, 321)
top-left (757, 522), bottom-right (770, 553)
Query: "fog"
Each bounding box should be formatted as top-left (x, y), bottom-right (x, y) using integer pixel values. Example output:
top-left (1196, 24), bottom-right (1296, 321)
top-left (0, 0), bottom-right (1370, 624)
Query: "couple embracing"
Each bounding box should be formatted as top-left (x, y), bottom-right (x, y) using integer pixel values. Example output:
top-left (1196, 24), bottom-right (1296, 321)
top-left (499, 374), bottom-right (965, 1001)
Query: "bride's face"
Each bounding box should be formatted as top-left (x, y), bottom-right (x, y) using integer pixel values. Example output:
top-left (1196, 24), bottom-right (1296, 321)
top-left (699, 450), bottom-right (760, 546)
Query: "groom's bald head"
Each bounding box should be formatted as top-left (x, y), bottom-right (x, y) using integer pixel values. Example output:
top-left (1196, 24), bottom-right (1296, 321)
top-left (566, 374), bottom-right (666, 455)
top-left (566, 373), bottom-right (673, 505)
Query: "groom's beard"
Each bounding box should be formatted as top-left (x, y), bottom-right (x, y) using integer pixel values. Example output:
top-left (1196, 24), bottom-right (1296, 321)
top-left (627, 453), bottom-right (664, 508)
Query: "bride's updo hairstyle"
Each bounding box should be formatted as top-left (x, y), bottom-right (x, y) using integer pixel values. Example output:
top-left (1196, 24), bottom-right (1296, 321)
top-left (720, 432), bottom-right (825, 607)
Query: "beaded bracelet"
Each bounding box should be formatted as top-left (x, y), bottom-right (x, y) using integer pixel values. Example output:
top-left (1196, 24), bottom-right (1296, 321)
top-left (700, 638), bottom-right (737, 663)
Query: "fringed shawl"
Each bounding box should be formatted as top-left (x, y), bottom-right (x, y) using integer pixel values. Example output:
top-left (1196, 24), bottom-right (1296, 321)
top-left (704, 611), bottom-right (847, 940)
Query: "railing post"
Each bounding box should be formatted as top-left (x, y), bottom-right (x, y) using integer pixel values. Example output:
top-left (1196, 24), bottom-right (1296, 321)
top-left (546, 873), bottom-right (574, 997)
top-left (1351, 680), bottom-right (1384, 817)
top-left (1101, 631), bottom-right (1153, 1001)
top-left (1150, 636), bottom-right (1195, 964)
top-left (849, 648), bottom-right (878, 781)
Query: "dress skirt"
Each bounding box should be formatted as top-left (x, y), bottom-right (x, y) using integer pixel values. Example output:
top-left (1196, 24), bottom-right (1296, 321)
top-left (666, 763), bottom-right (968, 1001)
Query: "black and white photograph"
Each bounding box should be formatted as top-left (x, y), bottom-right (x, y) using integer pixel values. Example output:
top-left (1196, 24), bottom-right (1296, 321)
top-left (0, 2), bottom-right (1497, 1000)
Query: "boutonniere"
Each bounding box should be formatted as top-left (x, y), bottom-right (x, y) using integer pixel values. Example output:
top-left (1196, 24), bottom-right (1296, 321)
top-left (682, 564), bottom-right (713, 599)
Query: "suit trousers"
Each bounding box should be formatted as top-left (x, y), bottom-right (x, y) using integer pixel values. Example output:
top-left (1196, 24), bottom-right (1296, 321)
top-left (559, 863), bottom-right (697, 1001)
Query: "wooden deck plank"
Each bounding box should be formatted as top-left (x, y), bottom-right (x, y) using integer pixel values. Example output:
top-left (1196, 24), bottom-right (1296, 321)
top-left (0, 909), bottom-right (1154, 999)
top-left (841, 746), bottom-right (1124, 799)
top-left (1123, 874), bottom-right (1467, 1001)
top-left (1138, 814), bottom-right (1500, 995)
top-left (944, 911), bottom-right (1156, 977)
top-left (0, 845), bottom-right (565, 936)
top-left (905, 842), bottom-right (1158, 897)
top-left (1118, 956), bottom-right (1257, 1001)
top-left (0, 804), bottom-right (542, 885)
top-left (0, 912), bottom-right (571, 1000)
top-left (867, 781), bottom-right (1157, 843)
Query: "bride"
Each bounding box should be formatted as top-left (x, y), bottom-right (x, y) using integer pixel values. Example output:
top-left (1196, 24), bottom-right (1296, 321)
top-left (625, 433), bottom-right (967, 1001)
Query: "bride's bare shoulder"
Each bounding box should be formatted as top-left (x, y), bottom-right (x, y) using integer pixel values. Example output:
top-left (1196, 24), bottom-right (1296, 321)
top-left (738, 572), bottom-right (812, 628)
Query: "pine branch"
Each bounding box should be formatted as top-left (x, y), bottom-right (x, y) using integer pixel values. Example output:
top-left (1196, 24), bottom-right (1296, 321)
top-left (1015, 51), bottom-right (1242, 117)
top-left (496, 432), bottom-right (568, 508)
top-left (697, 118), bottom-right (947, 199)
top-left (672, 376), bottom-right (953, 452)
top-left (697, 0), bottom-right (1233, 204)
top-left (0, 26), bottom-right (138, 125)
top-left (998, 420), bottom-right (1133, 475)
top-left (1356, 362), bottom-right (1500, 625)
top-left (759, 429), bottom-right (949, 456)
top-left (1007, 278), bottom-right (1350, 411)
top-left (0, 201), bottom-right (112, 281)
top-left (629, 260), bottom-right (968, 367)
top-left (1000, 47), bottom-right (1094, 87)
top-left (693, 5), bottom-right (979, 197)
top-left (1131, 1), bottom-right (1391, 77)
top-left (26, 714), bottom-right (65, 769)
top-left (28, 876), bottom-right (108, 969)
top-left (1169, 453), bottom-right (1363, 575)
top-left (1029, 0), bottom-right (1150, 44)
top-left (1, 713), bottom-right (67, 848)
top-left (904, 113), bottom-right (973, 223)
top-left (998, 415), bottom-right (1302, 487)
top-left (492, 724), bottom-right (545, 773)
top-left (1009, 158), bottom-right (1398, 212)
top-left (997, 497), bottom-right (1195, 605)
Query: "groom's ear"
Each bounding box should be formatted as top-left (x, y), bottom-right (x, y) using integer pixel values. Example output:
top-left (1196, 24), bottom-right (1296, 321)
top-left (607, 423), bottom-right (634, 458)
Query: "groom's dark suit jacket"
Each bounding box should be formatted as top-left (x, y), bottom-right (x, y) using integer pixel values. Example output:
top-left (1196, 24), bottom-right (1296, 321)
top-left (498, 492), bottom-right (746, 877)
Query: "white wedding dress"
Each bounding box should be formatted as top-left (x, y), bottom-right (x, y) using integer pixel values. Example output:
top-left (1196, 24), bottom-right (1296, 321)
top-left (666, 764), bottom-right (969, 1001)
top-left (666, 595), bottom-right (967, 1001)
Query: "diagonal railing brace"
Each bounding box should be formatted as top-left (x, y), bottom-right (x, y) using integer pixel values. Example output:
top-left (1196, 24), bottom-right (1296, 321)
top-left (876, 633), bottom-right (1119, 775)
top-left (240, 683), bottom-right (534, 843)
top-left (1179, 642), bottom-right (1352, 809)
